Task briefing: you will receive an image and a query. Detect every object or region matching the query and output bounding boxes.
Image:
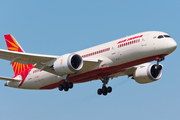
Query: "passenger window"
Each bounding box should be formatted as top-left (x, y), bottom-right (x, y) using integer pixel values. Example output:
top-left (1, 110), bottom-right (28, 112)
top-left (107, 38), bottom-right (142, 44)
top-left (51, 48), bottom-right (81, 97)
top-left (158, 35), bottom-right (164, 39)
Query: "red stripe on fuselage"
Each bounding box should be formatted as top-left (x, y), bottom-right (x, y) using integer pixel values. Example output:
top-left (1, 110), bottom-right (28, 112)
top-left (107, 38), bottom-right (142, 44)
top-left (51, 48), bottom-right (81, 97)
top-left (40, 54), bottom-right (167, 89)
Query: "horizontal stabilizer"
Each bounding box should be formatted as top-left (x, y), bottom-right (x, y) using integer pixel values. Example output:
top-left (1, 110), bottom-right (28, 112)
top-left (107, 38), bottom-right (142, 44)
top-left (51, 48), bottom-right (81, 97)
top-left (0, 76), bottom-right (21, 82)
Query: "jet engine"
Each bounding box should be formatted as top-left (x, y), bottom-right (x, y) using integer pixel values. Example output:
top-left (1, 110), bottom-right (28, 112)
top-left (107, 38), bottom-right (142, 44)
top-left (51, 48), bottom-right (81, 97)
top-left (133, 63), bottom-right (162, 84)
top-left (53, 53), bottom-right (83, 76)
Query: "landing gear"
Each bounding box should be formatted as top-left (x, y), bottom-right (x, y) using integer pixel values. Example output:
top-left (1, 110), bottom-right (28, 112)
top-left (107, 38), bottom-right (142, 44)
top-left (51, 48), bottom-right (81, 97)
top-left (58, 84), bottom-right (64, 91)
top-left (155, 56), bottom-right (164, 70)
top-left (58, 74), bottom-right (74, 92)
top-left (97, 86), bottom-right (112, 95)
top-left (58, 81), bottom-right (73, 92)
top-left (97, 77), bottom-right (112, 96)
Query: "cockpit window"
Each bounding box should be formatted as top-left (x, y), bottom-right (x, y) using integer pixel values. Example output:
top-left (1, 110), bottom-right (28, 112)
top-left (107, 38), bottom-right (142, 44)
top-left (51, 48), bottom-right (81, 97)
top-left (158, 34), bottom-right (171, 39)
top-left (164, 35), bottom-right (171, 38)
top-left (158, 35), bottom-right (164, 39)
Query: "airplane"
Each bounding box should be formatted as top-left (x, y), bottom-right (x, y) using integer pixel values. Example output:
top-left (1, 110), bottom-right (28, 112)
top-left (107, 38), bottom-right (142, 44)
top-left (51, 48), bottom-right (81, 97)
top-left (0, 31), bottom-right (177, 96)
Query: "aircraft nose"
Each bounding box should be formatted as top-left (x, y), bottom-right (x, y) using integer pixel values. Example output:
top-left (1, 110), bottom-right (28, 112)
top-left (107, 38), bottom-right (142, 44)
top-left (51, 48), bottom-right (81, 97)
top-left (167, 39), bottom-right (177, 53)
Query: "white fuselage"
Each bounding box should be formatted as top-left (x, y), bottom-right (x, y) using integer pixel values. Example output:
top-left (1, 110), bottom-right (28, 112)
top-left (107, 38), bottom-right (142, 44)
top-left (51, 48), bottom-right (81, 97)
top-left (6, 31), bottom-right (177, 89)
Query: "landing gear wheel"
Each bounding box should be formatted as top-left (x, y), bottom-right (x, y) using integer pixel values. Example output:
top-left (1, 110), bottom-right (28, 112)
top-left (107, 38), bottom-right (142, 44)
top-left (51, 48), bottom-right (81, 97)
top-left (102, 86), bottom-right (107, 92)
top-left (97, 89), bottom-right (102, 95)
top-left (58, 85), bottom-right (64, 91)
top-left (63, 82), bottom-right (68, 88)
top-left (69, 82), bottom-right (73, 89)
top-left (103, 91), bottom-right (108, 96)
top-left (63, 81), bottom-right (69, 91)
top-left (107, 86), bottom-right (112, 93)
top-left (157, 65), bottom-right (162, 70)
top-left (155, 56), bottom-right (164, 70)
top-left (64, 87), bottom-right (69, 92)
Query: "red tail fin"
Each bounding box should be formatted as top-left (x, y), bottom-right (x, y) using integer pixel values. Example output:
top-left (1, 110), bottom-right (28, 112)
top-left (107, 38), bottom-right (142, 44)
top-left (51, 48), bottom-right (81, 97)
top-left (4, 34), bottom-right (33, 76)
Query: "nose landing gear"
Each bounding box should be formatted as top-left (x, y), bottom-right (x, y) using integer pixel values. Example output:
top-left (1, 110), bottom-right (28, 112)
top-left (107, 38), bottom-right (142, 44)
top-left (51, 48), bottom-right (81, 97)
top-left (155, 56), bottom-right (164, 70)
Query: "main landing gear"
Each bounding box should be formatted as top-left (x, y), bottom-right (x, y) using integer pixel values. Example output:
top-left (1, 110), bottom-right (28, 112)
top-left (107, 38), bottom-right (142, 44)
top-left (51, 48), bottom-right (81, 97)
top-left (97, 77), bottom-right (112, 96)
top-left (58, 74), bottom-right (74, 92)
top-left (58, 82), bottom-right (73, 91)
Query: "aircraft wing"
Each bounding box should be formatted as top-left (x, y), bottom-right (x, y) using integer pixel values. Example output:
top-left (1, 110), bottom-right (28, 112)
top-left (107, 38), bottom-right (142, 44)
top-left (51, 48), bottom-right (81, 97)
top-left (0, 49), bottom-right (60, 75)
top-left (0, 76), bottom-right (21, 82)
top-left (0, 49), bottom-right (57, 65)
top-left (109, 67), bottom-right (136, 79)
top-left (0, 49), bottom-right (102, 76)
top-left (109, 63), bottom-right (158, 79)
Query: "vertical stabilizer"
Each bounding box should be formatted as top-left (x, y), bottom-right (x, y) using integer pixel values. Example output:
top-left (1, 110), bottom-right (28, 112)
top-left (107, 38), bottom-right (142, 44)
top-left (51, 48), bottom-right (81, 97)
top-left (4, 34), bottom-right (33, 76)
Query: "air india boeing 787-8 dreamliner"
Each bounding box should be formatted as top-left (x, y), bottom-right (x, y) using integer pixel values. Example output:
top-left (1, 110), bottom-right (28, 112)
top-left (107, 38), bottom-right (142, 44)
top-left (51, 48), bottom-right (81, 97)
top-left (0, 31), bottom-right (177, 96)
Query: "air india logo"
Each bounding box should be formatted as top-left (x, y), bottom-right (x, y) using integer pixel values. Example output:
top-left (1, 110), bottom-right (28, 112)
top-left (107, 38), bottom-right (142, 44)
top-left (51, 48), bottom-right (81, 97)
top-left (60, 59), bottom-right (63, 65)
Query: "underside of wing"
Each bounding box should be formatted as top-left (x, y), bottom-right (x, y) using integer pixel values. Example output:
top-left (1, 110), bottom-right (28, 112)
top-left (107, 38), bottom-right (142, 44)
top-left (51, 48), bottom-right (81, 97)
top-left (109, 63), bottom-right (154, 80)
top-left (109, 66), bottom-right (137, 79)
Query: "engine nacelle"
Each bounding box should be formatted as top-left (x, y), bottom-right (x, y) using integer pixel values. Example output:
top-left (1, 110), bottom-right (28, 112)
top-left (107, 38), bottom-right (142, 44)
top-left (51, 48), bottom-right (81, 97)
top-left (53, 53), bottom-right (83, 76)
top-left (133, 63), bottom-right (162, 84)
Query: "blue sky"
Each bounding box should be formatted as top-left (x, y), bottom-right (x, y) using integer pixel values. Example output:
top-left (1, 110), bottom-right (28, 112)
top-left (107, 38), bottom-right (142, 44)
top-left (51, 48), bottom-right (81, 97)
top-left (0, 0), bottom-right (180, 120)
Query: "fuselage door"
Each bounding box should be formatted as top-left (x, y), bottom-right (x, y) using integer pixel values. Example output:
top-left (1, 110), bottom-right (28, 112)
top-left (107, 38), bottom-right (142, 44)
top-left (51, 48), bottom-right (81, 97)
top-left (111, 42), bottom-right (123, 64)
top-left (141, 34), bottom-right (148, 46)
top-left (111, 43), bottom-right (117, 55)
